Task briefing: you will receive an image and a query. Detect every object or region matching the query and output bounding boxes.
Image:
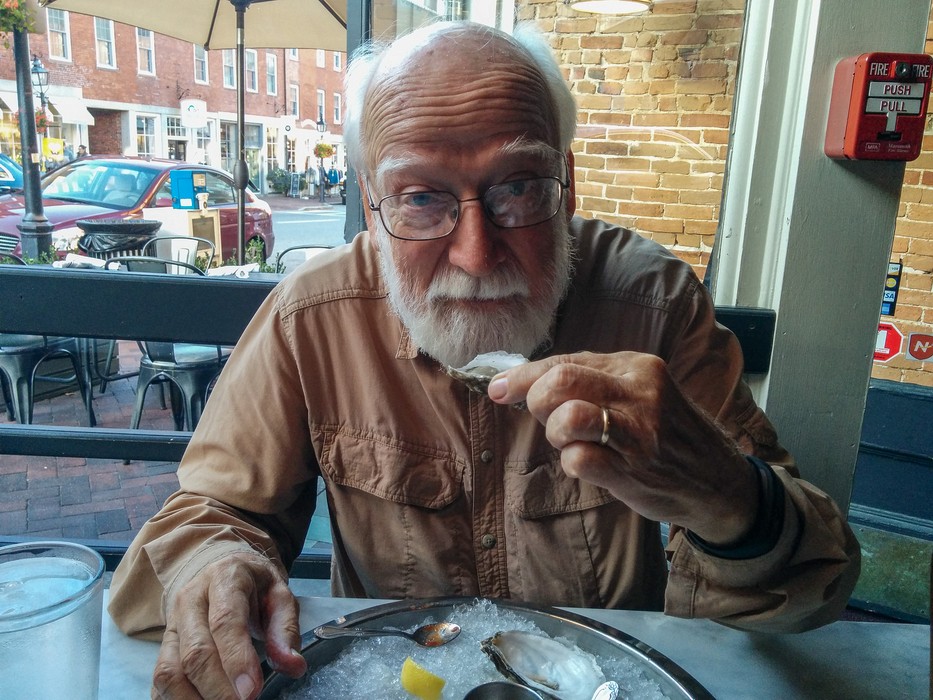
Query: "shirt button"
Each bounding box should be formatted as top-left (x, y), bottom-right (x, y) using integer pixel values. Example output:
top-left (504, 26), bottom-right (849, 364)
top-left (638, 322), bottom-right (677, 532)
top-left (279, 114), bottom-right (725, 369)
top-left (480, 449), bottom-right (494, 463)
top-left (481, 534), bottom-right (497, 549)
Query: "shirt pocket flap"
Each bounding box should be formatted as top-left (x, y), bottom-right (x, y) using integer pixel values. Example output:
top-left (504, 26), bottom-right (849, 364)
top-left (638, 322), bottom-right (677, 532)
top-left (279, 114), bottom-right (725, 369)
top-left (321, 431), bottom-right (463, 509)
top-left (506, 455), bottom-right (616, 519)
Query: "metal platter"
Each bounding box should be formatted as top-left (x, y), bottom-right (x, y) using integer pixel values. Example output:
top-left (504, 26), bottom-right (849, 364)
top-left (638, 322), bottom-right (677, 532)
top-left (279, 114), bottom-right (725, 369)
top-left (260, 598), bottom-right (713, 699)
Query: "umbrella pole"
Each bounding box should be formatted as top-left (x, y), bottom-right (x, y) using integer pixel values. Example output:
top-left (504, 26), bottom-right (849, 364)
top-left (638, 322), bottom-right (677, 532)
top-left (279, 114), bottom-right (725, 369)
top-left (232, 0), bottom-right (250, 265)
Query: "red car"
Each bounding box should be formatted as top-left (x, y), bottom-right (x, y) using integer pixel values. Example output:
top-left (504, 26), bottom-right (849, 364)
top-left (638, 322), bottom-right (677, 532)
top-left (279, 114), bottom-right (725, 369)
top-left (0, 156), bottom-right (274, 261)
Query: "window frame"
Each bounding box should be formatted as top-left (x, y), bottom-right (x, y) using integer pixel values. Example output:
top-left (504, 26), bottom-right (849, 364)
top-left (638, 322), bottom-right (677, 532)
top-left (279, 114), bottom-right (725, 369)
top-left (222, 49), bottom-right (236, 89)
top-left (245, 49), bottom-right (259, 93)
top-left (94, 17), bottom-right (116, 69)
top-left (136, 28), bottom-right (156, 76)
top-left (46, 8), bottom-right (71, 62)
top-left (194, 45), bottom-right (209, 84)
top-left (266, 53), bottom-right (278, 95)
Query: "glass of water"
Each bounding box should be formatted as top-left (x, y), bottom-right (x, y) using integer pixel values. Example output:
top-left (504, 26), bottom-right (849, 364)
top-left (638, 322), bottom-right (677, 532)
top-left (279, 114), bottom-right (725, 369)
top-left (0, 541), bottom-right (105, 699)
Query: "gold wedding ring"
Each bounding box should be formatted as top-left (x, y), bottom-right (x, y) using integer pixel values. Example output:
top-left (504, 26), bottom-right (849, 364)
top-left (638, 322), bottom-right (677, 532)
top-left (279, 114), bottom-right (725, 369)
top-left (599, 407), bottom-right (610, 446)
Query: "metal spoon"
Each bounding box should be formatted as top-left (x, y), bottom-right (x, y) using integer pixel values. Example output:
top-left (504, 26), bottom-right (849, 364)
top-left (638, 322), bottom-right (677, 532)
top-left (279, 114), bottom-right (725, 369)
top-left (312, 621), bottom-right (462, 647)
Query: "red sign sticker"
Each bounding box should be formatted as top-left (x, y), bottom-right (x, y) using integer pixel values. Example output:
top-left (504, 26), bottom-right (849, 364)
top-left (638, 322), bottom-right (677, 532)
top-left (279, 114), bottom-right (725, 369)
top-left (906, 333), bottom-right (933, 362)
top-left (874, 322), bottom-right (903, 362)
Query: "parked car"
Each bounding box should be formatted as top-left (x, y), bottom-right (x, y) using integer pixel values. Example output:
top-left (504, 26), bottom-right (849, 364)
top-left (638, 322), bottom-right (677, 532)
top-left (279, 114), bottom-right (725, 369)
top-left (0, 156), bottom-right (274, 261)
top-left (0, 153), bottom-right (24, 194)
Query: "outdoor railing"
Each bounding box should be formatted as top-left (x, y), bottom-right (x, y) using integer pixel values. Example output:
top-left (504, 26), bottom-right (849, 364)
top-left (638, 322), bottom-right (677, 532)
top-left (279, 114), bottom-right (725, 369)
top-left (0, 263), bottom-right (776, 574)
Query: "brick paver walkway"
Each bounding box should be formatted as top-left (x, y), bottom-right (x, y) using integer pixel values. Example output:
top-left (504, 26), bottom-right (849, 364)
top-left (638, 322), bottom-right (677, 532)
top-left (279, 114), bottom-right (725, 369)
top-left (1, 342), bottom-right (183, 543)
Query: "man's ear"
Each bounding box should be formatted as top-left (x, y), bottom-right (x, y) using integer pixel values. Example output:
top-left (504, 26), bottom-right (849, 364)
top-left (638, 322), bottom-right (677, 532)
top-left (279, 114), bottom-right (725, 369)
top-left (358, 173), bottom-right (381, 250)
top-left (565, 150), bottom-right (577, 221)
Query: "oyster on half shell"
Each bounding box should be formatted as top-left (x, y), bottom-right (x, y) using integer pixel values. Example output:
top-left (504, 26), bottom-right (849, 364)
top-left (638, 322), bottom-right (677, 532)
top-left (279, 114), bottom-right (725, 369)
top-left (447, 352), bottom-right (529, 395)
top-left (480, 630), bottom-right (607, 700)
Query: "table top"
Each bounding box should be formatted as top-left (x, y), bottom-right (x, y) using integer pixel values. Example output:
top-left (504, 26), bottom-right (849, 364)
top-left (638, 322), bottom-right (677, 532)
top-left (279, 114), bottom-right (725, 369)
top-left (100, 591), bottom-right (930, 699)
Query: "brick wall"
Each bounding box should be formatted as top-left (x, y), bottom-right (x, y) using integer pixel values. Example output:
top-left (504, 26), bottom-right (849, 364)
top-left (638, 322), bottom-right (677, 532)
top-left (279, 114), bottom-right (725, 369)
top-left (519, 0), bottom-right (933, 388)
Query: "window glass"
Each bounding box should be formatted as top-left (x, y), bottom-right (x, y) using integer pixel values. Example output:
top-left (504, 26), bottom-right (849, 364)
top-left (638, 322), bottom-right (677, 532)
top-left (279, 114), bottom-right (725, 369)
top-left (136, 115), bottom-right (156, 157)
top-left (266, 53), bottom-right (277, 95)
top-left (245, 49), bottom-right (258, 92)
top-left (222, 49), bottom-right (236, 88)
top-left (333, 93), bottom-right (342, 125)
top-left (289, 84), bottom-right (299, 116)
top-left (94, 18), bottom-right (115, 68)
top-left (47, 8), bottom-right (70, 61)
top-left (194, 45), bottom-right (209, 83)
top-left (137, 28), bottom-right (155, 75)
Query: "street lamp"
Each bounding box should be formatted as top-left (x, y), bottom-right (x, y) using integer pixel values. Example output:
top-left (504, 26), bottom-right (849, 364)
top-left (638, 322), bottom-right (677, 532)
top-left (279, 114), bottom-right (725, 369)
top-left (30, 55), bottom-right (49, 172)
top-left (316, 116), bottom-right (326, 203)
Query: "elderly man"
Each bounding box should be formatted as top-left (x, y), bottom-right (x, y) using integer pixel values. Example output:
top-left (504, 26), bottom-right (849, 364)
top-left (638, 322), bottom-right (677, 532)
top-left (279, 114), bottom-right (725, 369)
top-left (109, 20), bottom-right (860, 700)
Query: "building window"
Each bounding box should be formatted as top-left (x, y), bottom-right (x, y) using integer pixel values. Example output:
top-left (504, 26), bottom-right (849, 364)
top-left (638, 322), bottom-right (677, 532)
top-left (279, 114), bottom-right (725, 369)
top-left (94, 18), bottom-right (116, 68)
top-left (245, 49), bottom-right (258, 92)
top-left (288, 48), bottom-right (298, 60)
top-left (194, 45), bottom-right (209, 84)
top-left (137, 115), bottom-right (156, 157)
top-left (316, 49), bottom-right (325, 67)
top-left (266, 53), bottom-right (277, 95)
top-left (333, 52), bottom-right (341, 71)
top-left (137, 28), bottom-right (155, 75)
top-left (333, 93), bottom-right (342, 124)
top-left (222, 50), bottom-right (236, 89)
top-left (47, 9), bottom-right (71, 61)
top-left (289, 84), bottom-right (299, 117)
top-left (266, 127), bottom-right (278, 171)
top-left (166, 116), bottom-right (185, 138)
top-left (316, 89), bottom-right (325, 121)
top-left (196, 122), bottom-right (212, 165)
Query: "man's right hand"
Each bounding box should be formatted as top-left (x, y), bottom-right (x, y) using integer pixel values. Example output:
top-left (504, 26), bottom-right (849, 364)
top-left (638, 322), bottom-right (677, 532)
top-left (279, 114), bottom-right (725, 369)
top-left (151, 551), bottom-right (307, 699)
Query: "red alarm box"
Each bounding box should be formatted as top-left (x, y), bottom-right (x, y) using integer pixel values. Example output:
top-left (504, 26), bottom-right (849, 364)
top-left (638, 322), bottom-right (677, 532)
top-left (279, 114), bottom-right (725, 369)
top-left (825, 52), bottom-right (933, 161)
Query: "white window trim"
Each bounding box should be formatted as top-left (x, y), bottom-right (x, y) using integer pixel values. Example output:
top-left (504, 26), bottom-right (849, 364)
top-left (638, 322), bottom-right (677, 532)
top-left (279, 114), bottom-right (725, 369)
top-left (333, 92), bottom-right (342, 124)
top-left (222, 49), bottom-right (236, 89)
top-left (316, 49), bottom-right (325, 67)
top-left (289, 48), bottom-right (299, 60)
top-left (194, 45), bottom-right (209, 85)
top-left (46, 8), bottom-right (72, 63)
top-left (245, 49), bottom-right (259, 93)
top-left (289, 84), bottom-right (299, 117)
top-left (136, 28), bottom-right (156, 76)
top-left (94, 18), bottom-right (116, 69)
top-left (266, 53), bottom-right (278, 96)
top-left (333, 52), bottom-right (341, 71)
top-left (316, 89), bottom-right (325, 121)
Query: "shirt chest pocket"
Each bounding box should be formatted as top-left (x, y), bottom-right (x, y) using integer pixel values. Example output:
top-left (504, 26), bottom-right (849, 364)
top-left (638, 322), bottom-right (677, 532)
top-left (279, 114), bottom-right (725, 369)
top-left (505, 454), bottom-right (616, 519)
top-left (320, 430), bottom-right (464, 509)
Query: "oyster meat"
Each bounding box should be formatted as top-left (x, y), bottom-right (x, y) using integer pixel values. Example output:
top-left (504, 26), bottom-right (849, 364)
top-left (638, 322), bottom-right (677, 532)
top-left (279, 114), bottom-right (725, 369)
top-left (480, 630), bottom-right (607, 700)
top-left (447, 352), bottom-right (529, 395)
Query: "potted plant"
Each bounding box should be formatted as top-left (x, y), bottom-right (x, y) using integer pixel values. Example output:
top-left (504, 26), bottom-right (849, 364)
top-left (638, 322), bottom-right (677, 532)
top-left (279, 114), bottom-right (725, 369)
top-left (0, 0), bottom-right (36, 47)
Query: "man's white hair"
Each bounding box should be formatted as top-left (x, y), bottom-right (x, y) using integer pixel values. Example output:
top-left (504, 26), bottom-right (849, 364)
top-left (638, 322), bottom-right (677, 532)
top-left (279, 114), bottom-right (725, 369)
top-left (343, 21), bottom-right (577, 177)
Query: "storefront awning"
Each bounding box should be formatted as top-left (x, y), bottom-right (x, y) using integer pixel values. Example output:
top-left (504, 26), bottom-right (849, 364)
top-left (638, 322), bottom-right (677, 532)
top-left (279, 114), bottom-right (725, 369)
top-left (49, 96), bottom-right (95, 125)
top-left (0, 91), bottom-right (19, 113)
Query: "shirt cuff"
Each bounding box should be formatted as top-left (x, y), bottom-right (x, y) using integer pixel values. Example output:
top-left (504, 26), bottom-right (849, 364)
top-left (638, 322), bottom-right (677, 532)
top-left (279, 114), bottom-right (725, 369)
top-left (686, 455), bottom-right (785, 560)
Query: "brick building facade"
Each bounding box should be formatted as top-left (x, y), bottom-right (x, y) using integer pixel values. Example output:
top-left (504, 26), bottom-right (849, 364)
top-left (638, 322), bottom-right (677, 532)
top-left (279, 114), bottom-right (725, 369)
top-left (0, 10), bottom-right (347, 192)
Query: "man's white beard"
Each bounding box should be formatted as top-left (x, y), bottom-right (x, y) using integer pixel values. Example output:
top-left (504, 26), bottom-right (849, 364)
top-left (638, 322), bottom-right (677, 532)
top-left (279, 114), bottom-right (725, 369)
top-left (378, 223), bottom-right (574, 368)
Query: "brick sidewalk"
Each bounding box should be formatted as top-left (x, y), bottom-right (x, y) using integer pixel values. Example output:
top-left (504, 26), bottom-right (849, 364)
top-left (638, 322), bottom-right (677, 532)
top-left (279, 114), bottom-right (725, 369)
top-left (1, 342), bottom-right (182, 542)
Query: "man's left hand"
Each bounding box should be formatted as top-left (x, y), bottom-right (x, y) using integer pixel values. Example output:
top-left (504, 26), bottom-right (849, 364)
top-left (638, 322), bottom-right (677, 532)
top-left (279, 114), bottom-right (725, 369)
top-left (487, 351), bottom-right (759, 546)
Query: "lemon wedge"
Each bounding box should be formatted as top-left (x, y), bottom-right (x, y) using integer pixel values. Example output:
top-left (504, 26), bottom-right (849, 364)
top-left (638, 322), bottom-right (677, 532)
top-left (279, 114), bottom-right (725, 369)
top-left (400, 655), bottom-right (446, 700)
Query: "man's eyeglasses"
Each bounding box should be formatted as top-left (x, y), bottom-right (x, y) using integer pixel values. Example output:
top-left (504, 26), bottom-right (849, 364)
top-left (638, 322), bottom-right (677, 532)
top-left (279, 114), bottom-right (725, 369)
top-left (366, 172), bottom-right (571, 241)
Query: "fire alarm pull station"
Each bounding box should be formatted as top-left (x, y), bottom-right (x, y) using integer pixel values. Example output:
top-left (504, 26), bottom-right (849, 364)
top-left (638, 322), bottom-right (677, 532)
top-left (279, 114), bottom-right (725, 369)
top-left (825, 52), bottom-right (933, 161)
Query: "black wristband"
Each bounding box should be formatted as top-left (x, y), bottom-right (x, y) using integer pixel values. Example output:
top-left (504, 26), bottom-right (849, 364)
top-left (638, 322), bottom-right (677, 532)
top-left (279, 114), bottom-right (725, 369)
top-left (686, 455), bottom-right (786, 560)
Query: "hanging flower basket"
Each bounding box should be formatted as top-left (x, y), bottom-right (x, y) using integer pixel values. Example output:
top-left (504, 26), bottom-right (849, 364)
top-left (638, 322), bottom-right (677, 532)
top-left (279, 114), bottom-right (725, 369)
top-left (314, 142), bottom-right (334, 160)
top-left (0, 0), bottom-right (35, 46)
top-left (16, 109), bottom-right (52, 134)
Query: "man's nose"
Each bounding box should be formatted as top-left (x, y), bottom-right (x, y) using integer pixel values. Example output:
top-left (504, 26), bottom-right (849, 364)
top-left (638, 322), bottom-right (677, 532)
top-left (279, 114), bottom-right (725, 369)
top-left (445, 200), bottom-right (504, 276)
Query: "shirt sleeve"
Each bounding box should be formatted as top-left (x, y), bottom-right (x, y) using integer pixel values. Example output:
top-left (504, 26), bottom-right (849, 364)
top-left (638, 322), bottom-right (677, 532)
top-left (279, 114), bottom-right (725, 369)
top-left (664, 465), bottom-right (861, 632)
top-left (108, 289), bottom-right (320, 637)
top-left (660, 280), bottom-right (861, 632)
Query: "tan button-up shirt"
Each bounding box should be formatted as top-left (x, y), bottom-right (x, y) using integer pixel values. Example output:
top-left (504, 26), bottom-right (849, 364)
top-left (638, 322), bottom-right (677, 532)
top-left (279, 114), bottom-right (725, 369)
top-left (109, 219), bottom-right (859, 636)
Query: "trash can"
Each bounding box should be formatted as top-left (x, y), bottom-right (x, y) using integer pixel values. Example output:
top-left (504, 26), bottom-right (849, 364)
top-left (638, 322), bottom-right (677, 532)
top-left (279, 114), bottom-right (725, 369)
top-left (76, 219), bottom-right (162, 260)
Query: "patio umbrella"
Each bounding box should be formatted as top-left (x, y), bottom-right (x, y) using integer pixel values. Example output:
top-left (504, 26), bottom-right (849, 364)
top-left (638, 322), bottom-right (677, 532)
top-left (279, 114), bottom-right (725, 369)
top-left (41, 0), bottom-right (348, 263)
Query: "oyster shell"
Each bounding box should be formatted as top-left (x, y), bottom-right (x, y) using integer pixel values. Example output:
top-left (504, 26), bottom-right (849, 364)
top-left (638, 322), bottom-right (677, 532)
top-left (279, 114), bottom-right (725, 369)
top-left (447, 352), bottom-right (529, 395)
top-left (480, 630), bottom-right (607, 700)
